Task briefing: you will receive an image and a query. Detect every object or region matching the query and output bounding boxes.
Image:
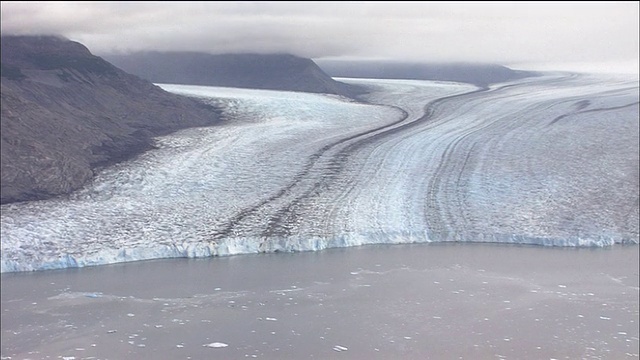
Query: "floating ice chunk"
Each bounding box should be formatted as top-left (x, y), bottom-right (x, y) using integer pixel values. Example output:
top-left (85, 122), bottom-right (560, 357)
top-left (127, 313), bottom-right (135, 317)
top-left (265, 317), bottom-right (277, 321)
top-left (333, 345), bottom-right (348, 352)
top-left (600, 316), bottom-right (611, 320)
top-left (204, 342), bottom-right (229, 348)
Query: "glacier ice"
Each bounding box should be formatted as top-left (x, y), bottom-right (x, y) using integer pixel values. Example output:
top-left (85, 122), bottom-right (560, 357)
top-left (1, 74), bottom-right (638, 273)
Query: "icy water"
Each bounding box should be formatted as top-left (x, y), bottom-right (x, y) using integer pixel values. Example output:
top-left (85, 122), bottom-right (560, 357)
top-left (1, 243), bottom-right (638, 359)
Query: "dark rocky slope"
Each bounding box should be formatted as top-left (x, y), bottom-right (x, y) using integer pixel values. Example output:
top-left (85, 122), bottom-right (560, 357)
top-left (1, 35), bottom-right (220, 204)
top-left (104, 52), bottom-right (365, 98)
top-left (315, 59), bottom-right (539, 87)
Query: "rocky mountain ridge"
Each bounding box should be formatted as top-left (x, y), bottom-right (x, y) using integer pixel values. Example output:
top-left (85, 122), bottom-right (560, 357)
top-left (1, 35), bottom-right (220, 204)
top-left (315, 59), bottom-right (538, 87)
top-left (104, 52), bottom-right (365, 98)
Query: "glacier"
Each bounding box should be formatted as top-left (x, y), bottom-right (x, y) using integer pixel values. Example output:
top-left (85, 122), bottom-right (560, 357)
top-left (1, 74), bottom-right (638, 273)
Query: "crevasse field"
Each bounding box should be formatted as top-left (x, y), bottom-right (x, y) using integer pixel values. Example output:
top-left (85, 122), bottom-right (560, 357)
top-left (1, 74), bottom-right (638, 273)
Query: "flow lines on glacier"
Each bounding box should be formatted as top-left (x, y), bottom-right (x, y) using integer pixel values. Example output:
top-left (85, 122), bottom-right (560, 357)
top-left (208, 104), bottom-right (410, 241)
top-left (548, 101), bottom-right (639, 126)
top-left (258, 86), bottom-right (493, 240)
top-left (211, 74), bottom-right (587, 245)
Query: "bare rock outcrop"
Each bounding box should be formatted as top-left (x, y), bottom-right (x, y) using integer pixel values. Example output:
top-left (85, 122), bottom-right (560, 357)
top-left (1, 35), bottom-right (220, 204)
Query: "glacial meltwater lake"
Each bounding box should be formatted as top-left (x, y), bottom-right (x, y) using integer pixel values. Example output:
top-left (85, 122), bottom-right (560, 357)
top-left (2, 243), bottom-right (638, 359)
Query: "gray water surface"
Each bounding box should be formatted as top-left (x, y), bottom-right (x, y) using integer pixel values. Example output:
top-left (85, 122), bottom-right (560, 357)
top-left (2, 243), bottom-right (638, 359)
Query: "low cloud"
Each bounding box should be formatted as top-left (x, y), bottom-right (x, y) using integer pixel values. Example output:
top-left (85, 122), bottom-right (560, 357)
top-left (2, 2), bottom-right (638, 72)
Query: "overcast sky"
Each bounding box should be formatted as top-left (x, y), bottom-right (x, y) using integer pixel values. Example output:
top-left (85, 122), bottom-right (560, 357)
top-left (1, 1), bottom-right (638, 73)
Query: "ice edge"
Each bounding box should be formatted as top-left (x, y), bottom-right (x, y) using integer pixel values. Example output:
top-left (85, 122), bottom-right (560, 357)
top-left (1, 232), bottom-right (635, 273)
